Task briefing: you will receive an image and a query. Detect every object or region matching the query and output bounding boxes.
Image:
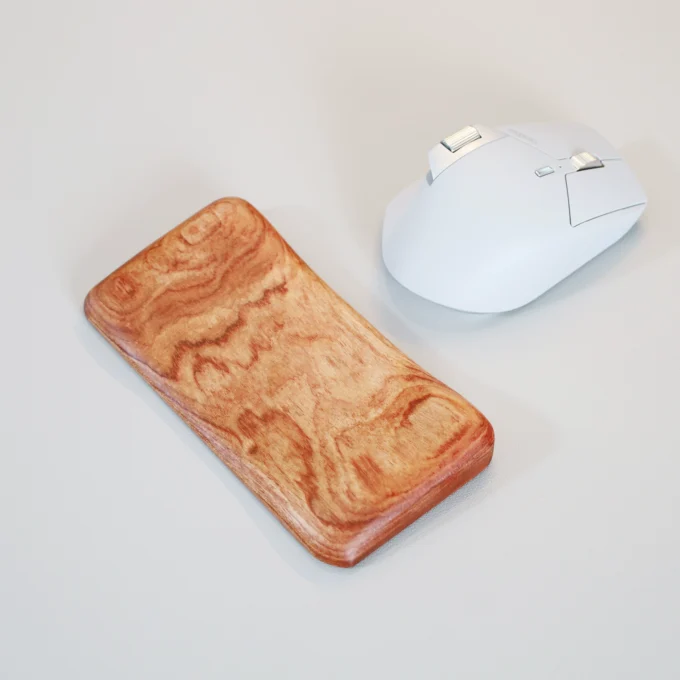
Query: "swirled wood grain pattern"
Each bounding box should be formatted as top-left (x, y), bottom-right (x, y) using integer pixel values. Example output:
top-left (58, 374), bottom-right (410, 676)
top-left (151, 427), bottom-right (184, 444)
top-left (85, 198), bottom-right (494, 566)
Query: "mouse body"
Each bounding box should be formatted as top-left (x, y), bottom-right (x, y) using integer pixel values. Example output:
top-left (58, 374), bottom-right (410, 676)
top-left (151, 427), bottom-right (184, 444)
top-left (382, 122), bottom-right (647, 313)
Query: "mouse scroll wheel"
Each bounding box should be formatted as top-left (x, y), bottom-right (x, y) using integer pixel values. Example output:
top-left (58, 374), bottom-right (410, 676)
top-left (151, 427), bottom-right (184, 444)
top-left (571, 151), bottom-right (604, 171)
top-left (441, 126), bottom-right (482, 153)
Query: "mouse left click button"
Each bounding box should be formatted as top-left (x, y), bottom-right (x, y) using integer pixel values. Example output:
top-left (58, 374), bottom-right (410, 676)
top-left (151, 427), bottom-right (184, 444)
top-left (441, 126), bottom-right (481, 153)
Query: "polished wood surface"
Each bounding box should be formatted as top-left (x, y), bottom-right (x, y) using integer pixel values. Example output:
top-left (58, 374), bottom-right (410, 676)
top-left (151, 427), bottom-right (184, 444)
top-left (85, 198), bottom-right (494, 566)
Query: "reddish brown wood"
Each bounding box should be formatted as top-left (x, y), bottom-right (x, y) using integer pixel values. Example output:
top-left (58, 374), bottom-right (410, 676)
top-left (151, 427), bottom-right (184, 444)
top-left (85, 198), bottom-right (494, 566)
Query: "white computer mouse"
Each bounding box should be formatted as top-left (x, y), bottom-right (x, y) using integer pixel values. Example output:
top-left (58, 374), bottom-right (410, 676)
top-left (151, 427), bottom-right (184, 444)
top-left (382, 122), bottom-right (647, 313)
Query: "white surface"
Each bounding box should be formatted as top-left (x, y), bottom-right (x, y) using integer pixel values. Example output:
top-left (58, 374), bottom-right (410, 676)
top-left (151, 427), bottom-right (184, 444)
top-left (383, 125), bottom-right (646, 312)
top-left (2, 1), bottom-right (679, 678)
top-left (499, 122), bottom-right (623, 160)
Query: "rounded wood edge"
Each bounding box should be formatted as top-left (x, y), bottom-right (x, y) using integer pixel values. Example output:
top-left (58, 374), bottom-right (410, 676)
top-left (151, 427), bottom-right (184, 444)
top-left (306, 417), bottom-right (495, 568)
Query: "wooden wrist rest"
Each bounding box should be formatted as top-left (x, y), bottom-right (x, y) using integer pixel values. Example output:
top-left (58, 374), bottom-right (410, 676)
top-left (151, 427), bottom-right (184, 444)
top-left (85, 198), bottom-right (494, 566)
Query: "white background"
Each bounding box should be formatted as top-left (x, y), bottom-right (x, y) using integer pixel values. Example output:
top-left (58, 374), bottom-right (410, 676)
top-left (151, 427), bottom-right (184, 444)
top-left (2, 1), bottom-right (679, 677)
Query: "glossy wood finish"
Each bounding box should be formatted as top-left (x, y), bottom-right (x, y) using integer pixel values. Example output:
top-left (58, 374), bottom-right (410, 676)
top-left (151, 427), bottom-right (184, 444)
top-left (85, 198), bottom-right (494, 566)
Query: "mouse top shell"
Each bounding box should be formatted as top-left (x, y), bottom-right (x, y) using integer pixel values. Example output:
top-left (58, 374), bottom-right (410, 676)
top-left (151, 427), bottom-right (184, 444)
top-left (382, 122), bottom-right (646, 313)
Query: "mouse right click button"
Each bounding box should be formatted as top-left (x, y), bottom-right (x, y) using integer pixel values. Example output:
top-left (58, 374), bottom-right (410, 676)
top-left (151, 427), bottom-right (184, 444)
top-left (566, 160), bottom-right (647, 227)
